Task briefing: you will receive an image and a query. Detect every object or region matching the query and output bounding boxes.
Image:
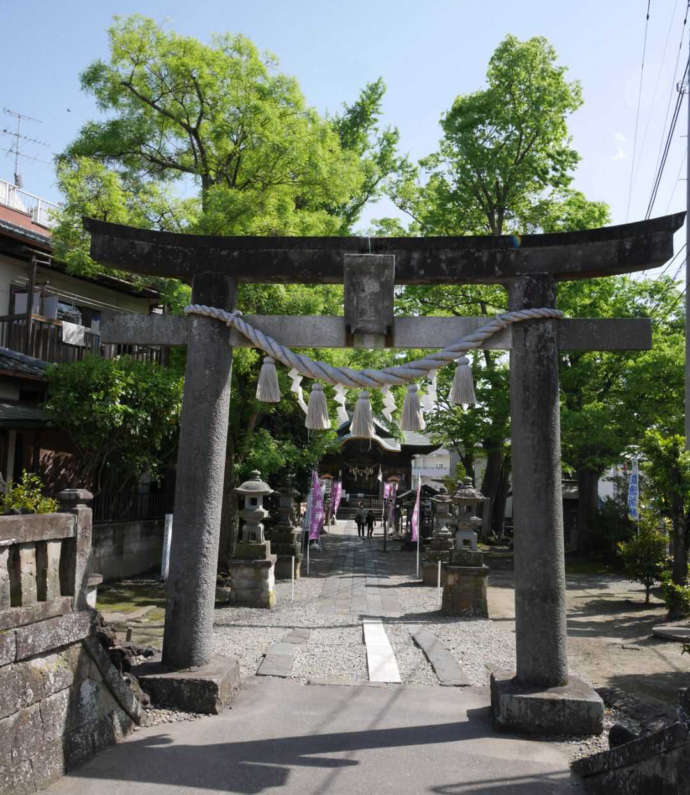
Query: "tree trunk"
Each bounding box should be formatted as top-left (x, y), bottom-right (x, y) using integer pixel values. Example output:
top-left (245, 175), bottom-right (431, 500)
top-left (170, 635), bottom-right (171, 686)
top-left (481, 446), bottom-right (504, 539)
top-left (491, 460), bottom-right (509, 535)
top-left (575, 467), bottom-right (599, 554)
top-left (217, 449), bottom-right (237, 572)
top-left (671, 500), bottom-right (687, 586)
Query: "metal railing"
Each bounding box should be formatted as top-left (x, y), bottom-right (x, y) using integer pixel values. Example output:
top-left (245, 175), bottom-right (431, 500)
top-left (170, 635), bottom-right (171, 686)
top-left (92, 489), bottom-right (175, 524)
top-left (0, 179), bottom-right (59, 228)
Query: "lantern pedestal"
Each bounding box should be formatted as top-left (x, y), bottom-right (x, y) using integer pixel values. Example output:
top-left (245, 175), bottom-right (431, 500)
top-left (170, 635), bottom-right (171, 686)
top-left (424, 489), bottom-right (455, 585)
top-left (267, 487), bottom-right (303, 580)
top-left (228, 544), bottom-right (276, 609)
top-left (441, 549), bottom-right (489, 618)
top-left (422, 526), bottom-right (454, 586)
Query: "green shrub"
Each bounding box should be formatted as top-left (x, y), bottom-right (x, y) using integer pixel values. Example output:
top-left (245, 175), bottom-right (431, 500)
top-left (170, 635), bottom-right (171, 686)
top-left (0, 471), bottom-right (58, 514)
top-left (662, 579), bottom-right (690, 620)
top-left (618, 526), bottom-right (668, 603)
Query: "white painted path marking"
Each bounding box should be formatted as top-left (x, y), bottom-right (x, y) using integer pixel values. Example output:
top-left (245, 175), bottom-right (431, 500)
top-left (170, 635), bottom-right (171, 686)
top-left (363, 619), bottom-right (401, 683)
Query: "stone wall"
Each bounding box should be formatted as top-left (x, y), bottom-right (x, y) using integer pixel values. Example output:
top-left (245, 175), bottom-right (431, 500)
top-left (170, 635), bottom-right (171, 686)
top-left (0, 491), bottom-right (140, 793)
top-left (573, 722), bottom-right (690, 793)
top-left (92, 518), bottom-right (164, 581)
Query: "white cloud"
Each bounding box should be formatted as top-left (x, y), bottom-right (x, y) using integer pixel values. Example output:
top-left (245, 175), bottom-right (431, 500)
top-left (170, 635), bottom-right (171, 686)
top-left (612, 132), bottom-right (627, 160)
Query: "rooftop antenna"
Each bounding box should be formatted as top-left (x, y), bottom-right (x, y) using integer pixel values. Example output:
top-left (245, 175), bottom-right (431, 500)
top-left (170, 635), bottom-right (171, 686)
top-left (1, 108), bottom-right (48, 188)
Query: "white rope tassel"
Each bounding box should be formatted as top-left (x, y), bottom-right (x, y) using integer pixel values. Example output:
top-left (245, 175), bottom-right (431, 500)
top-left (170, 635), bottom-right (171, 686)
top-left (400, 384), bottom-right (426, 432)
top-left (381, 386), bottom-right (396, 422)
top-left (422, 370), bottom-right (437, 412)
top-left (334, 384), bottom-right (349, 426)
top-left (289, 368), bottom-right (308, 415)
top-left (305, 383), bottom-right (331, 430)
top-left (449, 356), bottom-right (476, 406)
top-left (256, 356), bottom-right (281, 403)
top-left (351, 390), bottom-right (374, 438)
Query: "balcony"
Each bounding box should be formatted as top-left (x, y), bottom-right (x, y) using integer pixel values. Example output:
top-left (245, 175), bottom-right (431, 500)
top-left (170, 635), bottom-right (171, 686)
top-left (0, 179), bottom-right (59, 229)
top-left (0, 314), bottom-right (165, 365)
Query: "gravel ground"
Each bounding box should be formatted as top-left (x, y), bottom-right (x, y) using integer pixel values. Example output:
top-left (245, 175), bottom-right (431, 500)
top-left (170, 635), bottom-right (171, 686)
top-left (211, 526), bottom-right (517, 689)
top-left (140, 708), bottom-right (204, 727)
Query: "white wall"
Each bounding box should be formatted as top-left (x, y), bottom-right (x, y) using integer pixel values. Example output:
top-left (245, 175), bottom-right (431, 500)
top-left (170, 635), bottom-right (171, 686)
top-left (0, 255), bottom-right (154, 317)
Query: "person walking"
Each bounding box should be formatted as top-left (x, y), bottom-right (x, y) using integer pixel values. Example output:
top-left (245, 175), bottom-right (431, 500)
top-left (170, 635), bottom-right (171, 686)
top-left (366, 509), bottom-right (375, 539)
top-left (355, 502), bottom-right (366, 538)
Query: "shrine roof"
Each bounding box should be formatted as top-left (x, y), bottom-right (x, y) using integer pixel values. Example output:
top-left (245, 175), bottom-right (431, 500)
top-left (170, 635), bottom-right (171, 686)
top-left (84, 213), bottom-right (685, 284)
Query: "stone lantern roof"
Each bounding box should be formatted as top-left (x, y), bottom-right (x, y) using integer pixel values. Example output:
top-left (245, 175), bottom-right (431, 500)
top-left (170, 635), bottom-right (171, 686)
top-left (451, 477), bottom-right (486, 503)
top-left (234, 470), bottom-right (273, 497)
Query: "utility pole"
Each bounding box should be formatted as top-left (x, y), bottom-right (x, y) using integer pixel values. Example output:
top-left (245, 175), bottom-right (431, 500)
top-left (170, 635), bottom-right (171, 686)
top-left (686, 32), bottom-right (690, 447)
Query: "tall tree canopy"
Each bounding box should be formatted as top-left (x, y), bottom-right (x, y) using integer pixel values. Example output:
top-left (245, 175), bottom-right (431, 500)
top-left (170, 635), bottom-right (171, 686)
top-left (54, 14), bottom-right (399, 276)
top-left (379, 35), bottom-right (609, 533)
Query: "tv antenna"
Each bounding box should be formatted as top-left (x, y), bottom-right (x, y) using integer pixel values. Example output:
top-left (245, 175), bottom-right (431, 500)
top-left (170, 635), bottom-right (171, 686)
top-left (1, 108), bottom-right (49, 188)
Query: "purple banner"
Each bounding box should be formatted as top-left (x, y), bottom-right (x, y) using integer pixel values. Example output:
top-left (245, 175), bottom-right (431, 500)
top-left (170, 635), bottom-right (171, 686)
top-left (410, 481), bottom-right (420, 542)
top-left (331, 479), bottom-right (342, 518)
top-left (309, 470), bottom-right (325, 540)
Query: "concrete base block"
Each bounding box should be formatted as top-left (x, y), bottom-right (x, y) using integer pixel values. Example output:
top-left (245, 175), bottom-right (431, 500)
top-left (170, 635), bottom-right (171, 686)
top-left (134, 654), bottom-right (241, 715)
top-left (275, 556), bottom-right (301, 580)
top-left (441, 565), bottom-right (489, 617)
top-left (228, 557), bottom-right (276, 609)
top-left (491, 673), bottom-right (604, 736)
top-left (422, 561), bottom-right (448, 587)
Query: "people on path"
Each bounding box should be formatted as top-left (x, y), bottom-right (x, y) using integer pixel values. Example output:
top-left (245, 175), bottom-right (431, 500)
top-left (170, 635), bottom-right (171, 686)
top-left (356, 502), bottom-right (366, 538)
top-left (366, 509), bottom-right (375, 539)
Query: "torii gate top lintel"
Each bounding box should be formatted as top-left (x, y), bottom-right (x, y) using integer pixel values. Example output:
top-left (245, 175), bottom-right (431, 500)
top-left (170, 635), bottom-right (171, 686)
top-left (83, 212), bottom-right (685, 285)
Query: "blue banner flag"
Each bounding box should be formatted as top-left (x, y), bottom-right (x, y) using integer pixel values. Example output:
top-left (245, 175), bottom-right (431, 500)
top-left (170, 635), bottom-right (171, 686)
top-left (627, 459), bottom-right (639, 522)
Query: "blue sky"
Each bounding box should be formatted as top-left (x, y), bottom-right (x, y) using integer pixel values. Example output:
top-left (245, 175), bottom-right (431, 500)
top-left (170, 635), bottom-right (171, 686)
top-left (2, 0), bottom-right (687, 254)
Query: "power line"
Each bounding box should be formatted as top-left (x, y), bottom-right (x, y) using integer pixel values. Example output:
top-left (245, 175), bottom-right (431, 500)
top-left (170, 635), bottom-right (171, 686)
top-left (637, 0), bottom-right (681, 187)
top-left (627, 0), bottom-right (653, 221)
top-left (645, 56), bottom-right (688, 219)
top-left (653, 2), bottom-right (689, 183)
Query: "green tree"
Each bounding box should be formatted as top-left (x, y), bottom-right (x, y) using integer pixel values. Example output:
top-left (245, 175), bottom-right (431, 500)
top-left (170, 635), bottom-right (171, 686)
top-left (54, 14), bottom-right (365, 277)
top-left (640, 431), bottom-right (690, 586)
top-left (618, 522), bottom-right (668, 603)
top-left (379, 35), bottom-right (608, 533)
top-left (559, 275), bottom-right (684, 552)
top-left (43, 356), bottom-right (183, 495)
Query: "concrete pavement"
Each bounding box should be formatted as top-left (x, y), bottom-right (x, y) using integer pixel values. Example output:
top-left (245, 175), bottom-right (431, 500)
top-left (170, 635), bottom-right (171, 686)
top-left (46, 676), bottom-right (583, 794)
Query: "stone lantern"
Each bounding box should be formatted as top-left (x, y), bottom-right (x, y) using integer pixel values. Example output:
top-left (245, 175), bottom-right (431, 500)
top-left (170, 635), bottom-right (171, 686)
top-left (422, 487), bottom-right (455, 586)
top-left (235, 470), bottom-right (273, 545)
top-left (228, 470), bottom-right (277, 608)
top-left (442, 478), bottom-right (489, 618)
top-left (451, 477), bottom-right (485, 551)
top-left (270, 484), bottom-right (303, 580)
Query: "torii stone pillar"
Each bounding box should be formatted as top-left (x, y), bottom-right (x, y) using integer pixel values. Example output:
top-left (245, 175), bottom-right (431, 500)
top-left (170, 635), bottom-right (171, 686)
top-left (490, 273), bottom-right (600, 735)
top-left (509, 275), bottom-right (567, 685)
top-left (162, 272), bottom-right (236, 669)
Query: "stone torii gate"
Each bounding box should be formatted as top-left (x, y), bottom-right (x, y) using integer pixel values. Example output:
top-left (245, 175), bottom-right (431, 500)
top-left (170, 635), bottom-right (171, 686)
top-left (85, 212), bottom-right (683, 733)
